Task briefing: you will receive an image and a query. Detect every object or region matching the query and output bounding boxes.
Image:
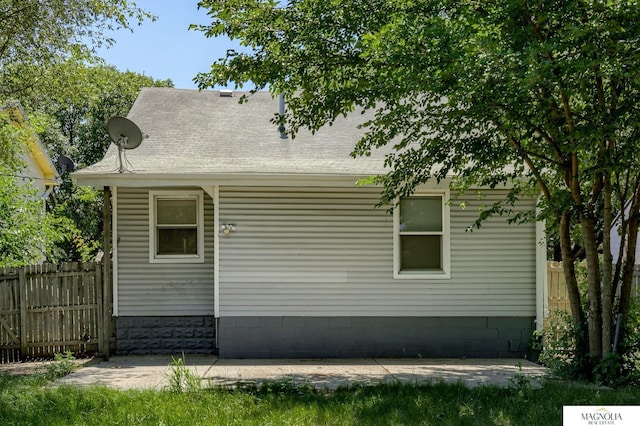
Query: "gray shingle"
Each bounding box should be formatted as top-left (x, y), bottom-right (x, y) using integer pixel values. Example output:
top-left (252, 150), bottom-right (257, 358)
top-left (75, 88), bottom-right (389, 177)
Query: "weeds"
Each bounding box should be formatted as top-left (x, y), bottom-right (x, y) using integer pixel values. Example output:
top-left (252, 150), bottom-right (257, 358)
top-left (166, 354), bottom-right (202, 392)
top-left (507, 362), bottom-right (533, 395)
top-left (44, 351), bottom-right (78, 380)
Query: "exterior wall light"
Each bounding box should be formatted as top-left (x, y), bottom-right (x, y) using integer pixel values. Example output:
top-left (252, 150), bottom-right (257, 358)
top-left (220, 224), bottom-right (236, 235)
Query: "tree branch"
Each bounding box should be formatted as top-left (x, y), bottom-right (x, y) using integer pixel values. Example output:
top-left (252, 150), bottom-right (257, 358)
top-left (506, 133), bottom-right (553, 204)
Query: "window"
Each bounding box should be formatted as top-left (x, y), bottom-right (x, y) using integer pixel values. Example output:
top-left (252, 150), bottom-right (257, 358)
top-left (149, 190), bottom-right (204, 263)
top-left (394, 192), bottom-right (450, 278)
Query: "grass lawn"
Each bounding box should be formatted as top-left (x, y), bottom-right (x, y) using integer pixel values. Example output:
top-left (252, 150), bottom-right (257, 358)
top-left (1, 370), bottom-right (639, 426)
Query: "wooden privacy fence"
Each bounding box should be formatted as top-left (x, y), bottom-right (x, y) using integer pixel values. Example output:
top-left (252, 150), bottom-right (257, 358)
top-left (547, 261), bottom-right (640, 314)
top-left (547, 261), bottom-right (571, 312)
top-left (0, 261), bottom-right (109, 363)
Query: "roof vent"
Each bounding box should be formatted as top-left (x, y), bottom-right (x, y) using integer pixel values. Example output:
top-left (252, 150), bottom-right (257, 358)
top-left (220, 89), bottom-right (233, 97)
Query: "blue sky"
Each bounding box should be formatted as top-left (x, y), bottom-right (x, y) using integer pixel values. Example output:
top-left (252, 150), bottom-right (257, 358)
top-left (95, 0), bottom-right (237, 89)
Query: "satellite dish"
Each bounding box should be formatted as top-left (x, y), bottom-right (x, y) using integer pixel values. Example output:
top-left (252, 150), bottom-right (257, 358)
top-left (107, 116), bottom-right (146, 149)
top-left (106, 116), bottom-right (148, 173)
top-left (57, 154), bottom-right (76, 173)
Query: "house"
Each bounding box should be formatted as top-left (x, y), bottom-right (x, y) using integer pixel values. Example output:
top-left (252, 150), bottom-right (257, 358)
top-left (1, 102), bottom-right (59, 198)
top-left (73, 87), bottom-right (547, 358)
top-left (611, 212), bottom-right (640, 263)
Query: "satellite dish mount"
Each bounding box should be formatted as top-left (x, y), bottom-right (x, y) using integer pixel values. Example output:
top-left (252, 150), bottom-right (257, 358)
top-left (57, 154), bottom-right (76, 174)
top-left (106, 116), bottom-right (148, 173)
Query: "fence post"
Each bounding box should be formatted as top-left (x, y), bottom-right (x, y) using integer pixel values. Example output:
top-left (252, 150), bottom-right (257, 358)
top-left (96, 260), bottom-right (103, 357)
top-left (102, 187), bottom-right (111, 361)
top-left (18, 267), bottom-right (27, 358)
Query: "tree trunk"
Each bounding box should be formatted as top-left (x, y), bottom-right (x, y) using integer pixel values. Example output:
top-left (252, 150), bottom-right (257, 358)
top-left (601, 174), bottom-right (613, 356)
top-left (580, 213), bottom-right (603, 359)
top-left (559, 212), bottom-right (586, 329)
top-left (618, 195), bottom-right (640, 346)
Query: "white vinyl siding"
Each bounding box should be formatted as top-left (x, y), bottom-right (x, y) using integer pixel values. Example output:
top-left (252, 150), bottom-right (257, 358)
top-left (116, 187), bottom-right (214, 316)
top-left (218, 186), bottom-right (536, 317)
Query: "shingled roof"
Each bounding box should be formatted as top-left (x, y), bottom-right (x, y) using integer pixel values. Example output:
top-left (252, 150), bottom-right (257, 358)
top-left (74, 88), bottom-right (389, 186)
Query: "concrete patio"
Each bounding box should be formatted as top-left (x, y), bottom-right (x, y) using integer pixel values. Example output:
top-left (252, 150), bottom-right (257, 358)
top-left (54, 356), bottom-right (548, 390)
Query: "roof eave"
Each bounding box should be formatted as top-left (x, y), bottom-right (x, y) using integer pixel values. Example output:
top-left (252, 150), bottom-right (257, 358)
top-left (2, 103), bottom-right (60, 185)
top-left (71, 171), bottom-right (384, 189)
top-left (26, 140), bottom-right (60, 185)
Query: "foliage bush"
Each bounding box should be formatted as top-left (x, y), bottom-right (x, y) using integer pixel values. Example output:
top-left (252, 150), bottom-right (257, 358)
top-left (618, 299), bottom-right (640, 385)
top-left (537, 310), bottom-right (582, 378)
top-left (0, 172), bottom-right (73, 267)
top-left (539, 304), bottom-right (640, 386)
top-left (44, 351), bottom-right (78, 381)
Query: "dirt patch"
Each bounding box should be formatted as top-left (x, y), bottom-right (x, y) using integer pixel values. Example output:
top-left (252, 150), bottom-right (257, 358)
top-left (0, 358), bottom-right (94, 376)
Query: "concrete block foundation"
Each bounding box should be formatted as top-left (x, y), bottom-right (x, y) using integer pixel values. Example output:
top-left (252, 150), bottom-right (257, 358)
top-left (218, 316), bottom-right (535, 359)
top-left (114, 315), bottom-right (535, 358)
top-left (115, 316), bottom-right (216, 355)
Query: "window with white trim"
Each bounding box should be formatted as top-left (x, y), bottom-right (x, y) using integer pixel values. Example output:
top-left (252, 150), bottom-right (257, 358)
top-left (394, 192), bottom-right (450, 278)
top-left (149, 190), bottom-right (204, 263)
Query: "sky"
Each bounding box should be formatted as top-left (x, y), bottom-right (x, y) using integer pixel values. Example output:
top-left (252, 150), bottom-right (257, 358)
top-left (94, 0), bottom-right (237, 89)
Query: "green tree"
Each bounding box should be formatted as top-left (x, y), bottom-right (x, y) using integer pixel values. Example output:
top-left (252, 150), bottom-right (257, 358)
top-left (0, 0), bottom-right (166, 263)
top-left (0, 114), bottom-right (72, 266)
top-left (0, 173), bottom-right (73, 266)
top-left (0, 0), bottom-right (154, 98)
top-left (23, 59), bottom-right (173, 261)
top-left (194, 0), bottom-right (640, 378)
top-left (0, 113), bottom-right (22, 169)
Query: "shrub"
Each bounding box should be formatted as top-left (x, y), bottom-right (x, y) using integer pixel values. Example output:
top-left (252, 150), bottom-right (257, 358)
top-left (538, 310), bottom-right (583, 378)
top-left (538, 303), bottom-right (640, 386)
top-left (44, 351), bottom-right (77, 380)
top-left (618, 299), bottom-right (640, 386)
